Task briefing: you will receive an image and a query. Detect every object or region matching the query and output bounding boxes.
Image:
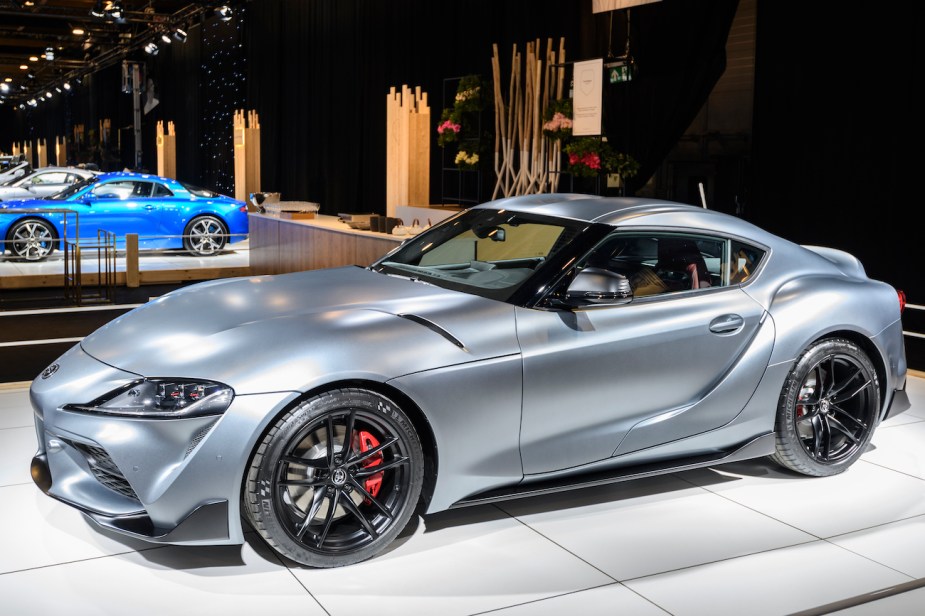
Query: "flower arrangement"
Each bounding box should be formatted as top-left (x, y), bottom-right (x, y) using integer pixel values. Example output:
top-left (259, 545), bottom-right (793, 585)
top-left (453, 75), bottom-right (483, 113)
top-left (542, 98), bottom-right (573, 141)
top-left (437, 108), bottom-right (461, 147)
top-left (454, 150), bottom-right (479, 170)
top-left (563, 137), bottom-right (639, 179)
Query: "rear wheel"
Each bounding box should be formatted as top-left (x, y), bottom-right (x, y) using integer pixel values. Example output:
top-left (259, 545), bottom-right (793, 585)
top-left (8, 219), bottom-right (56, 261)
top-left (183, 215), bottom-right (228, 256)
top-left (771, 338), bottom-right (880, 476)
top-left (244, 389), bottom-right (424, 568)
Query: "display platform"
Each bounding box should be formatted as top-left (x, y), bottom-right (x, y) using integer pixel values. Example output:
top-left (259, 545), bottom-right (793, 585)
top-left (0, 241), bottom-right (250, 290)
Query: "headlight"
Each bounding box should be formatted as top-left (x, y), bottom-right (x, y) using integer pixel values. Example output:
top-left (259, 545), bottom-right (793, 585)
top-left (64, 379), bottom-right (234, 419)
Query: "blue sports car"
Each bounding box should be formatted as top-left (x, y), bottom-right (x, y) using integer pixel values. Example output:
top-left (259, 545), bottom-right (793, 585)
top-left (0, 171), bottom-right (249, 260)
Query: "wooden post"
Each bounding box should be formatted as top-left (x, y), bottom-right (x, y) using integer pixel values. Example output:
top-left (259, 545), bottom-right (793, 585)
top-left (233, 109), bottom-right (261, 202)
top-left (55, 136), bottom-right (68, 166)
top-left (156, 120), bottom-right (177, 179)
top-left (125, 233), bottom-right (140, 288)
top-left (11, 142), bottom-right (20, 156)
top-left (23, 141), bottom-right (33, 168)
top-left (385, 85), bottom-right (430, 216)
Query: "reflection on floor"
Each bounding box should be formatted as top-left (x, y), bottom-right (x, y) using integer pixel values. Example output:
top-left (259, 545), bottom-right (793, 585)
top-left (1, 377), bottom-right (923, 615)
top-left (0, 240), bottom-right (249, 277)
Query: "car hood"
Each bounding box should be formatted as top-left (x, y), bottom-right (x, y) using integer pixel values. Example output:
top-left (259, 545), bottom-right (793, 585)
top-left (80, 266), bottom-right (521, 394)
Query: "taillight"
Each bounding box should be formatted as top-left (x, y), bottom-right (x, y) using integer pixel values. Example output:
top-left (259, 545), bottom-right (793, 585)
top-left (239, 205), bottom-right (248, 213)
top-left (898, 289), bottom-right (906, 314)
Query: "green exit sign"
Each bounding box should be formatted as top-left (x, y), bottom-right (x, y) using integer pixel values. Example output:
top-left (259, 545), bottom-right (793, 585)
top-left (606, 60), bottom-right (634, 84)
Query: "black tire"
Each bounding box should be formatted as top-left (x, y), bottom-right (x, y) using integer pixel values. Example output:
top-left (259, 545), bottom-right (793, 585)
top-left (244, 388), bottom-right (424, 568)
top-left (8, 218), bottom-right (56, 261)
top-left (771, 338), bottom-right (880, 476)
top-left (182, 215), bottom-right (228, 256)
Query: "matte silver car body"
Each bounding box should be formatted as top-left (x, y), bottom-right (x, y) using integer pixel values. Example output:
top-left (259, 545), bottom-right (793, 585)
top-left (29, 194), bottom-right (908, 551)
top-left (0, 166), bottom-right (100, 201)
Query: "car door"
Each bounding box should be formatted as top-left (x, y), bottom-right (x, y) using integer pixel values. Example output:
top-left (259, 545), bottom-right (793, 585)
top-left (515, 231), bottom-right (773, 475)
top-left (79, 180), bottom-right (160, 241)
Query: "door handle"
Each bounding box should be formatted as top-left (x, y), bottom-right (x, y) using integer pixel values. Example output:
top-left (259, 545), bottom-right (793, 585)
top-left (709, 314), bottom-right (744, 334)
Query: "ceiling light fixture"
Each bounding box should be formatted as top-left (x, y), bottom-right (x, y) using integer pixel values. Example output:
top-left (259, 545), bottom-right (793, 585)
top-left (216, 5), bottom-right (233, 21)
top-left (0, 83), bottom-right (9, 93)
top-left (29, 56), bottom-right (39, 62)
top-left (144, 42), bottom-right (159, 55)
top-left (161, 32), bottom-right (173, 44)
top-left (106, 0), bottom-right (125, 21)
top-left (73, 27), bottom-right (85, 36)
top-left (63, 81), bottom-right (71, 90)
top-left (19, 64), bottom-right (28, 70)
top-left (26, 69), bottom-right (35, 79)
top-left (173, 28), bottom-right (188, 43)
top-left (45, 47), bottom-right (55, 61)
top-left (46, 91), bottom-right (53, 99)
top-left (90, 1), bottom-right (105, 18)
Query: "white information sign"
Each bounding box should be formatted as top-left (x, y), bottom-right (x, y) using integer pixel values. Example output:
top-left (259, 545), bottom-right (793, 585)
top-left (572, 58), bottom-right (603, 136)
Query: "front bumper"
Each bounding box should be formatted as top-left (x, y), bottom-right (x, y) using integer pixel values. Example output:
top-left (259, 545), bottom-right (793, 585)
top-left (30, 343), bottom-right (298, 546)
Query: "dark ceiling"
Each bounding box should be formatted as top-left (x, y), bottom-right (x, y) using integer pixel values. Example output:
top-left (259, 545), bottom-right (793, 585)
top-left (0, 1), bottom-right (224, 105)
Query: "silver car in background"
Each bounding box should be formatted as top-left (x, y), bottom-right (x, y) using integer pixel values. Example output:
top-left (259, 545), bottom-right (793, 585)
top-left (0, 166), bottom-right (100, 201)
top-left (29, 194), bottom-right (909, 568)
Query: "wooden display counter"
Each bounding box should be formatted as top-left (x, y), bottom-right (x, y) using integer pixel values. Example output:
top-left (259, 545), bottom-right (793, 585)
top-left (248, 213), bottom-right (405, 275)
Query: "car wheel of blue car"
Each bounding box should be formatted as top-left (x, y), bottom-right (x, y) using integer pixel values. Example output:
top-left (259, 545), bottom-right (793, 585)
top-left (771, 338), bottom-right (880, 476)
top-left (183, 215), bottom-right (228, 256)
top-left (9, 218), bottom-right (56, 261)
top-left (244, 388), bottom-right (425, 567)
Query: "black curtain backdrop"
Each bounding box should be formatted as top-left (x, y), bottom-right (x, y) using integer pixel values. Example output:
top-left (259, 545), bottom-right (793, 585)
top-left (750, 2), bottom-right (924, 304)
top-left (1, 0), bottom-right (736, 217)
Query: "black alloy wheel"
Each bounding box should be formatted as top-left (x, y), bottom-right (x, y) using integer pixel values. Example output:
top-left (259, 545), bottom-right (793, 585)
top-left (771, 338), bottom-right (880, 476)
top-left (245, 389), bottom-right (424, 567)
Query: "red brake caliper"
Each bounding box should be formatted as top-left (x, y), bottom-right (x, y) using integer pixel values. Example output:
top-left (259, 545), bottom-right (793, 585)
top-left (356, 431), bottom-right (383, 503)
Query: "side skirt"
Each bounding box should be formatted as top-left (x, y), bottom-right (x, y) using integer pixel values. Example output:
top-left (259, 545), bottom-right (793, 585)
top-left (450, 433), bottom-right (776, 508)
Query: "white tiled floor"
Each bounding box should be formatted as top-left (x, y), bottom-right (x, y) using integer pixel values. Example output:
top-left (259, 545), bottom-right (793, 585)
top-left (1, 377), bottom-right (923, 616)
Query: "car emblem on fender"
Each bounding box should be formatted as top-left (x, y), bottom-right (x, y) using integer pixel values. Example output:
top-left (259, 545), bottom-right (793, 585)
top-left (41, 363), bottom-right (60, 379)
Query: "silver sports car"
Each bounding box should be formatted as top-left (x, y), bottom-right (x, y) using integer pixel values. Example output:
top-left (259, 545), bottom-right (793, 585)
top-left (29, 194), bottom-right (910, 568)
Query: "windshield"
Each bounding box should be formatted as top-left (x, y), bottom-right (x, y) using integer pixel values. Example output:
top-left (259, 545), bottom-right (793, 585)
top-left (47, 176), bottom-right (98, 200)
top-left (373, 208), bottom-right (584, 302)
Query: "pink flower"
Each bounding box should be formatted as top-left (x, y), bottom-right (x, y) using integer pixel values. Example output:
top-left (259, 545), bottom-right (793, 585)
top-left (568, 153), bottom-right (579, 164)
top-left (437, 120), bottom-right (460, 135)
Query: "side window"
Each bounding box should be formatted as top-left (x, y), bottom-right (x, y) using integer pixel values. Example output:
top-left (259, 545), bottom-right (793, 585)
top-left (152, 183), bottom-right (174, 197)
top-left (32, 172), bottom-right (68, 185)
top-left (131, 182), bottom-right (154, 197)
top-left (729, 240), bottom-right (766, 284)
top-left (92, 180), bottom-right (135, 199)
top-left (579, 232), bottom-right (729, 297)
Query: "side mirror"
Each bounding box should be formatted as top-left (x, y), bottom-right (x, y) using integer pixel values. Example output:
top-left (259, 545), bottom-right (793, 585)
top-left (564, 267), bottom-right (633, 307)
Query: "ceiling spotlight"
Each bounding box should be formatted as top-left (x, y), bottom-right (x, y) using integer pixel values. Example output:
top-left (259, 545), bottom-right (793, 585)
top-left (26, 70), bottom-right (35, 79)
top-left (161, 33), bottom-right (173, 44)
top-left (45, 47), bottom-right (55, 61)
top-left (75, 76), bottom-right (82, 85)
top-left (105, 0), bottom-right (124, 20)
top-left (216, 5), bottom-right (233, 21)
top-left (19, 64), bottom-right (28, 70)
top-left (3, 77), bottom-right (11, 82)
top-left (55, 86), bottom-right (62, 93)
top-left (90, 1), bottom-right (105, 18)
top-left (28, 98), bottom-right (37, 107)
top-left (173, 28), bottom-right (188, 43)
top-left (73, 27), bottom-right (85, 36)
top-left (0, 83), bottom-right (8, 93)
top-left (46, 91), bottom-right (53, 98)
top-left (29, 56), bottom-right (39, 62)
top-left (144, 42), bottom-right (159, 55)
top-left (63, 81), bottom-right (71, 90)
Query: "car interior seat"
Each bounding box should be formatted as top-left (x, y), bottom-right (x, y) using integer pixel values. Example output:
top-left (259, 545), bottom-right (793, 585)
top-left (655, 238), bottom-right (711, 290)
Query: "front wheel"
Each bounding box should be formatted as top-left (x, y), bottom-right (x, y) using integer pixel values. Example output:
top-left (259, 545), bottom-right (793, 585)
top-left (183, 215), bottom-right (228, 256)
top-left (8, 219), bottom-right (57, 261)
top-left (244, 389), bottom-right (424, 568)
top-left (770, 338), bottom-right (880, 476)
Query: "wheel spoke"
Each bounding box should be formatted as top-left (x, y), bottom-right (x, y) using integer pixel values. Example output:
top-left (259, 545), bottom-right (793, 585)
top-left (341, 410), bottom-right (356, 459)
top-left (829, 404), bottom-right (867, 431)
top-left (831, 378), bottom-right (872, 405)
top-left (354, 455), bottom-right (409, 478)
top-left (349, 477), bottom-right (393, 519)
top-left (345, 436), bottom-right (399, 467)
top-left (325, 415), bottom-right (336, 466)
top-left (295, 487), bottom-right (328, 541)
top-left (280, 454), bottom-right (327, 469)
top-left (810, 415), bottom-right (830, 460)
top-left (339, 493), bottom-right (379, 540)
top-left (827, 415), bottom-right (860, 444)
top-left (315, 491), bottom-right (340, 547)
